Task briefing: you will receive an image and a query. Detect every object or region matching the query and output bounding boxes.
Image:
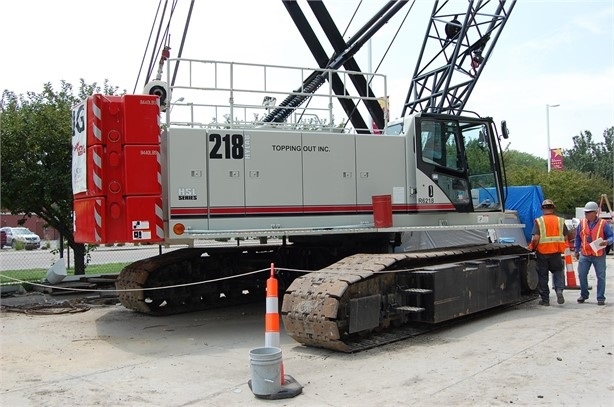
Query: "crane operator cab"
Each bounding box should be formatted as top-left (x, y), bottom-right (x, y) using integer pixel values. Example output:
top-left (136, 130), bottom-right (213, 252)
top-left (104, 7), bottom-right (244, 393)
top-left (386, 113), bottom-right (507, 214)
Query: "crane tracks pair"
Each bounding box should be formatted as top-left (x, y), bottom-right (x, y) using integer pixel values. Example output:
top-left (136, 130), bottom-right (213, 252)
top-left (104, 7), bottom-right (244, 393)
top-left (115, 243), bottom-right (535, 352)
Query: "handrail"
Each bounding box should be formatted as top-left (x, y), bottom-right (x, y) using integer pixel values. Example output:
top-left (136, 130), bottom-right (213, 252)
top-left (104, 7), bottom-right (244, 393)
top-left (163, 58), bottom-right (388, 133)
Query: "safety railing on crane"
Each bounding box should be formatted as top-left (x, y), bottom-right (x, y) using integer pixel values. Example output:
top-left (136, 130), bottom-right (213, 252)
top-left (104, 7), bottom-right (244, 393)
top-left (162, 58), bottom-right (388, 133)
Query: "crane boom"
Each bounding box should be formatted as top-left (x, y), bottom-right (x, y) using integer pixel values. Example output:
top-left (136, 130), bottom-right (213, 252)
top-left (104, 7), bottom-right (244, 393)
top-left (262, 0), bottom-right (408, 129)
top-left (402, 0), bottom-right (516, 116)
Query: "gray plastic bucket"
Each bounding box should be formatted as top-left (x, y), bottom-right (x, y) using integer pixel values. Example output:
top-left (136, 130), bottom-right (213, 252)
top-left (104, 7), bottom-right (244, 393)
top-left (249, 347), bottom-right (282, 396)
top-left (46, 259), bottom-right (67, 284)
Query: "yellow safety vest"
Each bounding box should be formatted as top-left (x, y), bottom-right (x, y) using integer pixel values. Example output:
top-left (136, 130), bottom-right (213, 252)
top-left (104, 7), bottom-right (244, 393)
top-left (536, 214), bottom-right (566, 254)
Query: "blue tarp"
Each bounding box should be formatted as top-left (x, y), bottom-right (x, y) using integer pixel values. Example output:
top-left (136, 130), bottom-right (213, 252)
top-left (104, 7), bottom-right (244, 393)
top-left (478, 185), bottom-right (544, 244)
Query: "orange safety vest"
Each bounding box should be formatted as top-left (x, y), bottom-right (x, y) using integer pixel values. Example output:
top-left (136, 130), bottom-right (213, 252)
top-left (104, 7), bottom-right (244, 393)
top-left (579, 218), bottom-right (607, 256)
top-left (535, 214), bottom-right (567, 254)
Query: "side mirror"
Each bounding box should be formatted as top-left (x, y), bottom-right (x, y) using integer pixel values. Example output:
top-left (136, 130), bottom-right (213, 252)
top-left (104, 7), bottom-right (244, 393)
top-left (500, 120), bottom-right (510, 139)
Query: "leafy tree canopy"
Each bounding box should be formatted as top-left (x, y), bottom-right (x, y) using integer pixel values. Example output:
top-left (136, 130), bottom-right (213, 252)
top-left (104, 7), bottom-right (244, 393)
top-left (563, 128), bottom-right (613, 184)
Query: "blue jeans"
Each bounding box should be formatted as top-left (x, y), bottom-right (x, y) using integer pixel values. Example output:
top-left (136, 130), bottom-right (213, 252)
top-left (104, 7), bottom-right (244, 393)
top-left (536, 252), bottom-right (565, 302)
top-left (577, 254), bottom-right (607, 301)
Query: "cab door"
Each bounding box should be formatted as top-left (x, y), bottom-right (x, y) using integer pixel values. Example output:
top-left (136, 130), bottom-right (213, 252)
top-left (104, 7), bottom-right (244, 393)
top-left (415, 117), bottom-right (473, 213)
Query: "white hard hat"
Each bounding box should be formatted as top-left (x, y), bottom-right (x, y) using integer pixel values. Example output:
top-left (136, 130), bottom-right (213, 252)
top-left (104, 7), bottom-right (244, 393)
top-left (584, 201), bottom-right (599, 212)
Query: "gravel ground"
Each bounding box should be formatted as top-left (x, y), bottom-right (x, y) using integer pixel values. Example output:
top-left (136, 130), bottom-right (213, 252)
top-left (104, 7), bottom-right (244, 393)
top-left (1, 256), bottom-right (613, 406)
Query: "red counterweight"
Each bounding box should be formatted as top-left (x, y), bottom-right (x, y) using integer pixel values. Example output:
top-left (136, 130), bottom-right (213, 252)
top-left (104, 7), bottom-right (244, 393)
top-left (72, 94), bottom-right (164, 244)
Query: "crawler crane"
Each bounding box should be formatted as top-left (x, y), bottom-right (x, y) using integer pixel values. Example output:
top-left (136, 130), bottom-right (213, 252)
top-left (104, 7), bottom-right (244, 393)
top-left (72, 0), bottom-right (536, 351)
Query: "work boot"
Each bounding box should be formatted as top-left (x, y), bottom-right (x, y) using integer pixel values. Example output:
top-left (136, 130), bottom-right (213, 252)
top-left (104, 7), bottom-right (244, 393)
top-left (556, 291), bottom-right (565, 304)
top-left (538, 300), bottom-right (550, 306)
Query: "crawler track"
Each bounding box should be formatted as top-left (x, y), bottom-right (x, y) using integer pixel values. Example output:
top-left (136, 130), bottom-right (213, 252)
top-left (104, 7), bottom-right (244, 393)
top-left (281, 244), bottom-right (536, 352)
top-left (116, 246), bottom-right (276, 315)
top-left (115, 233), bottom-right (395, 315)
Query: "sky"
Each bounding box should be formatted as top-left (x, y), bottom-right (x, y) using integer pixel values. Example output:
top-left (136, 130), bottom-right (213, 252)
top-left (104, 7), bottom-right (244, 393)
top-left (1, 0), bottom-right (612, 160)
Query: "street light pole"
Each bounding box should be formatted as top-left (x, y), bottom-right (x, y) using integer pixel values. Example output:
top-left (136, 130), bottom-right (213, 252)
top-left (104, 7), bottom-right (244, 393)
top-left (546, 103), bottom-right (560, 172)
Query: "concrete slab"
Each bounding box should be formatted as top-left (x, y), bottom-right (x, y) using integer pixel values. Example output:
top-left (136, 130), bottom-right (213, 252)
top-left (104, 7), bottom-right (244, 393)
top-left (1, 291), bottom-right (52, 307)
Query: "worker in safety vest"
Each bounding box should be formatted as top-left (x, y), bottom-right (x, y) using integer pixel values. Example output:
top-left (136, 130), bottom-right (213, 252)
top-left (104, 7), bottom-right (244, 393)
top-left (529, 199), bottom-right (569, 306)
top-left (574, 201), bottom-right (614, 306)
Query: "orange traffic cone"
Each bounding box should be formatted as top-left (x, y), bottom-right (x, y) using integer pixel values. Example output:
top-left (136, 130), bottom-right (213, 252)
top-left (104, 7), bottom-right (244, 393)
top-left (265, 263), bottom-right (284, 384)
top-left (249, 263), bottom-right (302, 399)
top-left (564, 249), bottom-right (580, 289)
top-left (265, 263), bottom-right (280, 348)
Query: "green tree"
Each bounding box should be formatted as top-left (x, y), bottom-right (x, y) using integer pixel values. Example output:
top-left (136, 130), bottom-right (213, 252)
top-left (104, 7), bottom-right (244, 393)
top-left (564, 128), bottom-right (614, 184)
top-left (503, 150), bottom-right (546, 174)
top-left (1, 80), bottom-right (120, 274)
top-left (506, 166), bottom-right (544, 186)
top-left (503, 150), bottom-right (547, 187)
top-left (539, 170), bottom-right (611, 219)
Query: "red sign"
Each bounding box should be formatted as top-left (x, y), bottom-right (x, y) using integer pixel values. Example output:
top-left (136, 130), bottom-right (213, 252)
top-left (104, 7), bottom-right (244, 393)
top-left (550, 148), bottom-right (564, 170)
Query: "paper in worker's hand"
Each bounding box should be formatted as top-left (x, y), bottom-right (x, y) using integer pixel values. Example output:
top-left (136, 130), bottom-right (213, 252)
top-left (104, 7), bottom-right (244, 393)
top-left (590, 238), bottom-right (604, 254)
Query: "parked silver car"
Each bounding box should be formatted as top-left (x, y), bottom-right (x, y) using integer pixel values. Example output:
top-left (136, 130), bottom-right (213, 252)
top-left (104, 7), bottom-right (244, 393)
top-left (0, 227), bottom-right (41, 250)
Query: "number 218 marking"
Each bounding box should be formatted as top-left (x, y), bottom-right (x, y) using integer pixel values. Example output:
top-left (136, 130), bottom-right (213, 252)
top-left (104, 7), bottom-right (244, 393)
top-left (209, 134), bottom-right (244, 159)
